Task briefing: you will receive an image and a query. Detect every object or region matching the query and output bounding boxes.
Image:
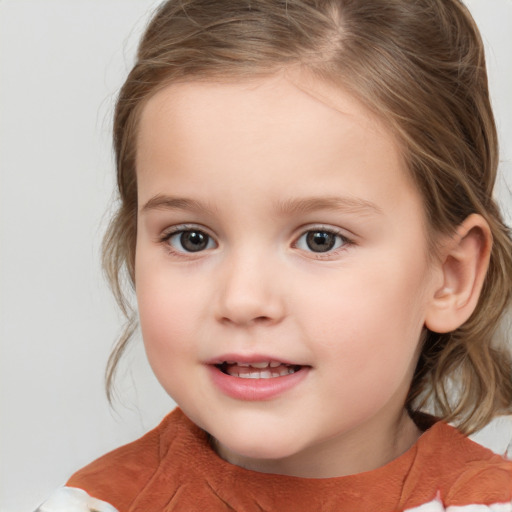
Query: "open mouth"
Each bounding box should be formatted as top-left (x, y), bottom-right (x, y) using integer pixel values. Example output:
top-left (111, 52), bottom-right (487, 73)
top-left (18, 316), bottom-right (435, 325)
top-left (216, 361), bottom-right (303, 379)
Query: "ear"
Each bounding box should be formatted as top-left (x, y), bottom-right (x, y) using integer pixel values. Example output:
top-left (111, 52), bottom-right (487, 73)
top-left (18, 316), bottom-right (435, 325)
top-left (425, 214), bottom-right (492, 333)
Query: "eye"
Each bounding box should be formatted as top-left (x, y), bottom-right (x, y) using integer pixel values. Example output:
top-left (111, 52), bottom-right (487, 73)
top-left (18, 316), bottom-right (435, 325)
top-left (165, 229), bottom-right (216, 253)
top-left (295, 229), bottom-right (348, 253)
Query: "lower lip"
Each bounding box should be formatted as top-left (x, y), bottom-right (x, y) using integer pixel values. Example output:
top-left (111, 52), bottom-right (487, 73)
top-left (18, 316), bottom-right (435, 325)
top-left (207, 365), bottom-right (310, 401)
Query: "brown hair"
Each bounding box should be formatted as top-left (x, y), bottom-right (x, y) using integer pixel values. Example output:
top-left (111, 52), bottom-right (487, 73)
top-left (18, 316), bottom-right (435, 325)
top-left (103, 0), bottom-right (512, 433)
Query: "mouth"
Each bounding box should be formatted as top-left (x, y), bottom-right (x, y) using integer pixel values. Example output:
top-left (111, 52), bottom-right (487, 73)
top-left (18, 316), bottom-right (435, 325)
top-left (207, 356), bottom-right (310, 400)
top-left (216, 361), bottom-right (303, 379)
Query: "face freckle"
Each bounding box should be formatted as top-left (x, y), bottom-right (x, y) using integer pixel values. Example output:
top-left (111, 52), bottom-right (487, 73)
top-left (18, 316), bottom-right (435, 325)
top-left (134, 73), bottom-right (439, 478)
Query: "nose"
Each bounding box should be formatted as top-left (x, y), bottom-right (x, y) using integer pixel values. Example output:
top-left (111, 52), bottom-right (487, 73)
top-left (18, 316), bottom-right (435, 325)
top-left (215, 250), bottom-right (286, 327)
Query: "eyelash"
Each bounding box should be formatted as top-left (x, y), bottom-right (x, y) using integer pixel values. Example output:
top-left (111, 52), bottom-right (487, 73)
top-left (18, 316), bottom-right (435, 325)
top-left (158, 224), bottom-right (354, 259)
top-left (293, 226), bottom-right (354, 259)
top-left (159, 224), bottom-right (216, 258)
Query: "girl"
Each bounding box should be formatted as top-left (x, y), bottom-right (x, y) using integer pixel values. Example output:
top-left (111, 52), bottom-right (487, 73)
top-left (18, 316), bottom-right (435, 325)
top-left (38, 0), bottom-right (512, 510)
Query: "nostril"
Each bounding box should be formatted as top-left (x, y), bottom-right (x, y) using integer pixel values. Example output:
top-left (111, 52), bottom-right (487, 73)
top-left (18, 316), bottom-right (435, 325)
top-left (221, 314), bottom-right (273, 326)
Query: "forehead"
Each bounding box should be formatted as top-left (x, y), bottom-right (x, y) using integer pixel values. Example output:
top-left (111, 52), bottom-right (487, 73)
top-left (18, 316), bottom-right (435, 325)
top-left (135, 73), bottom-right (419, 214)
top-left (137, 73), bottom-right (393, 154)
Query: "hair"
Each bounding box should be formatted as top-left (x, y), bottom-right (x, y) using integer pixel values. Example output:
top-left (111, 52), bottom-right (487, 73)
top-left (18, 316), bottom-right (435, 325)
top-left (103, 0), bottom-right (512, 434)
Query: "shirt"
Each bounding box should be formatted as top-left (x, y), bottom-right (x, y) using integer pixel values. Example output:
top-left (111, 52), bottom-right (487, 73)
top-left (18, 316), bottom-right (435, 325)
top-left (37, 408), bottom-right (512, 511)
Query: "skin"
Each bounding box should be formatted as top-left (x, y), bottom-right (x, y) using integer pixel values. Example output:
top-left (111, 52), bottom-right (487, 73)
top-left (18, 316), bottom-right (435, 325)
top-left (134, 73), bottom-right (446, 478)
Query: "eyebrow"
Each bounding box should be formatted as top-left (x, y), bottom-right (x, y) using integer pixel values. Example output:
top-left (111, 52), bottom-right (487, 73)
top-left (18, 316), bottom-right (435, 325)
top-left (140, 194), bottom-right (382, 217)
top-left (274, 196), bottom-right (382, 217)
top-left (141, 195), bottom-right (218, 215)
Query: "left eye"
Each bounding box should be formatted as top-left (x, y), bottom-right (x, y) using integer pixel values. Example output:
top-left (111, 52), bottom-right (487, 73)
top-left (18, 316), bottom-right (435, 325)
top-left (166, 229), bottom-right (216, 253)
top-left (295, 230), bottom-right (347, 253)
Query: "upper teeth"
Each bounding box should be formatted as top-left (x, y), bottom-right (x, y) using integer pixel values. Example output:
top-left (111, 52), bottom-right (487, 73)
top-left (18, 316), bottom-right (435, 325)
top-left (225, 361), bottom-right (283, 368)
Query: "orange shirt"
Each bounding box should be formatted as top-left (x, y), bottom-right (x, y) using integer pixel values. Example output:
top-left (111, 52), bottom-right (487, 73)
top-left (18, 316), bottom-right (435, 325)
top-left (66, 408), bottom-right (512, 512)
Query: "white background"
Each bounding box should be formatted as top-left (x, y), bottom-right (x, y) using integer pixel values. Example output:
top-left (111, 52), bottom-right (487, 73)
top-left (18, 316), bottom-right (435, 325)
top-left (0, 1), bottom-right (511, 511)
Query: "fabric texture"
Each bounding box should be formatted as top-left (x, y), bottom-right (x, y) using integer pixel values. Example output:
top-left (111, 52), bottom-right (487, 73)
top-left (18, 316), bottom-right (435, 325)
top-left (35, 487), bottom-right (118, 512)
top-left (60, 408), bottom-right (511, 512)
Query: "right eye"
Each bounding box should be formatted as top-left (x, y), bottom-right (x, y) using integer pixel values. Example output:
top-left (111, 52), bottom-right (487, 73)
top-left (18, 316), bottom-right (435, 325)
top-left (164, 229), bottom-right (216, 253)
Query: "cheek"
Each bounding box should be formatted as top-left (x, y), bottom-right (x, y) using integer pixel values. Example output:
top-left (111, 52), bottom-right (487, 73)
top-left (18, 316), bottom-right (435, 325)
top-left (300, 253), bottom-right (431, 369)
top-left (302, 266), bottom-right (428, 420)
top-left (136, 262), bottom-right (200, 361)
top-left (135, 272), bottom-right (204, 401)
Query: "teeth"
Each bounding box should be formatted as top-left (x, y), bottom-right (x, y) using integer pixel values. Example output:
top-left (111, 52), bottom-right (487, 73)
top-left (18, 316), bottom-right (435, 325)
top-left (239, 372), bottom-right (258, 379)
top-left (219, 360), bottom-right (303, 379)
top-left (225, 366), bottom-right (299, 379)
top-left (222, 361), bottom-right (282, 369)
top-left (250, 362), bottom-right (270, 369)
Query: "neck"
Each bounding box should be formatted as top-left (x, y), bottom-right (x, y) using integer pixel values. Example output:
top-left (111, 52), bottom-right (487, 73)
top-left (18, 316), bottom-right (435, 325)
top-left (214, 408), bottom-right (422, 478)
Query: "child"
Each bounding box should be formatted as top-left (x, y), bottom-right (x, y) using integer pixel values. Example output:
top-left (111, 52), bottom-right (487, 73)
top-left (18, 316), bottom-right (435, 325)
top-left (37, 0), bottom-right (512, 510)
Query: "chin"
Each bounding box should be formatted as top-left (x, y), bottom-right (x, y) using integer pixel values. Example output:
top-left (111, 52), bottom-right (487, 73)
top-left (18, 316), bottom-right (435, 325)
top-left (213, 426), bottom-right (306, 463)
top-left (184, 404), bottom-right (311, 462)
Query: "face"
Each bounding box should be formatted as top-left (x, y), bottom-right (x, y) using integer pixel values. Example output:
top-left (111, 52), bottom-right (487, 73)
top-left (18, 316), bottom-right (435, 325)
top-left (135, 74), bottom-right (441, 477)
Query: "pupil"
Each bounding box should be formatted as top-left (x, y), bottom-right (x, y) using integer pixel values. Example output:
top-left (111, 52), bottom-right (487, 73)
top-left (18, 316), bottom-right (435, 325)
top-left (306, 231), bottom-right (335, 252)
top-left (181, 231), bottom-right (208, 252)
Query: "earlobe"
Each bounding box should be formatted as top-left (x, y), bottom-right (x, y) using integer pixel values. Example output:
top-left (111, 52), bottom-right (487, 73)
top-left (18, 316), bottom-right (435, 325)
top-left (425, 214), bottom-right (492, 334)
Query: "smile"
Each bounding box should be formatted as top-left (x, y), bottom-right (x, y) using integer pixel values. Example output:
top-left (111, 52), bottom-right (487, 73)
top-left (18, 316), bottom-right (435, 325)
top-left (217, 361), bottom-right (302, 379)
top-left (208, 358), bottom-right (310, 400)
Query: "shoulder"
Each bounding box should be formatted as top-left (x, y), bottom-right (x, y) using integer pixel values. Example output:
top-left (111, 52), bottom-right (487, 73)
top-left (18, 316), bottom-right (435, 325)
top-left (404, 495), bottom-right (512, 512)
top-left (403, 420), bottom-right (512, 511)
top-left (62, 408), bottom-right (189, 511)
top-left (34, 486), bottom-right (119, 512)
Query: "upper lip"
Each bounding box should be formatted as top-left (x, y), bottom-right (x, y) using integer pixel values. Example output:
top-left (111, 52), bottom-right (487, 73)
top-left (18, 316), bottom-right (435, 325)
top-left (205, 354), bottom-right (305, 366)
